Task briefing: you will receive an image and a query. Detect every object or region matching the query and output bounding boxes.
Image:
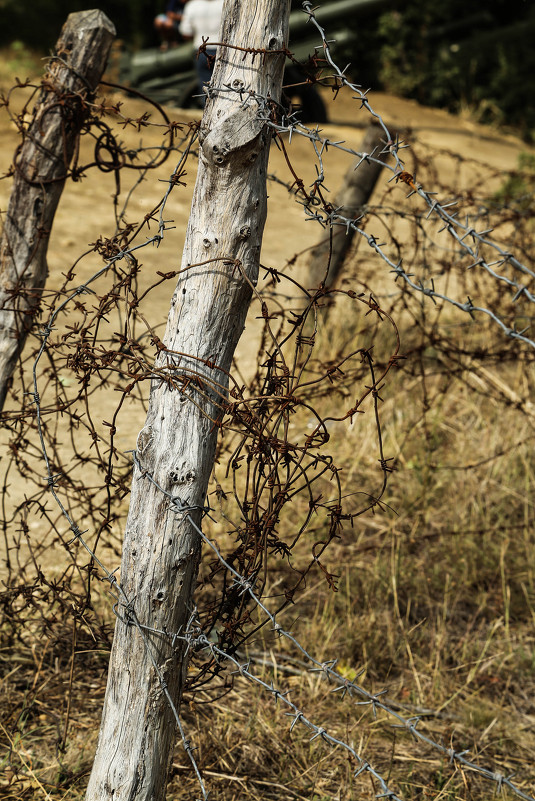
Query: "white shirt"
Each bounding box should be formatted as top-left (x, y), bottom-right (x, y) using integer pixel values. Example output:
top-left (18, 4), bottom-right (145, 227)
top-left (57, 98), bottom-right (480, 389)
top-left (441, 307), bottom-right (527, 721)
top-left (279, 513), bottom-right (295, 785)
top-left (180, 0), bottom-right (224, 50)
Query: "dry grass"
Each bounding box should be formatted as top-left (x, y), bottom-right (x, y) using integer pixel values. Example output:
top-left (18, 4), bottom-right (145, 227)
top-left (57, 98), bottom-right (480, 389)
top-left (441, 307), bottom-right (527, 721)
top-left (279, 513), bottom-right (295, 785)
top-left (172, 298), bottom-right (535, 800)
top-left (2, 299), bottom-right (534, 801)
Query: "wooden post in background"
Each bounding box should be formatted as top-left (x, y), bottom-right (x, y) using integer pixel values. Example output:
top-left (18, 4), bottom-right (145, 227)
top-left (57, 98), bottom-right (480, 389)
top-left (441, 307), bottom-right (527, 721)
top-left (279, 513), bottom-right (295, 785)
top-left (0, 10), bottom-right (115, 411)
top-left (307, 122), bottom-right (391, 291)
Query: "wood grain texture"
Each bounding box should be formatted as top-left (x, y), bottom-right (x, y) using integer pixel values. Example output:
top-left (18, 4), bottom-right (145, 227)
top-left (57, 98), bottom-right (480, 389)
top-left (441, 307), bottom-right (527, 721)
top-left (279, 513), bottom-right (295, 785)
top-left (85, 2), bottom-right (290, 799)
top-left (0, 10), bottom-right (115, 411)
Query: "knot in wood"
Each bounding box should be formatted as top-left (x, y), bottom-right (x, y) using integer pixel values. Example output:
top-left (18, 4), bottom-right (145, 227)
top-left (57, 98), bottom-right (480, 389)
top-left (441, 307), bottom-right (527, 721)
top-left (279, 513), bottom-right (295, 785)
top-left (202, 104), bottom-right (265, 168)
top-left (136, 424), bottom-right (153, 458)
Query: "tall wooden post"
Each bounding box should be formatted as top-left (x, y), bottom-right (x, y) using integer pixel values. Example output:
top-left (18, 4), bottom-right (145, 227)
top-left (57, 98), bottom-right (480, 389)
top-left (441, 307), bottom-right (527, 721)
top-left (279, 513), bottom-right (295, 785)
top-left (85, 2), bottom-right (290, 799)
top-left (0, 11), bottom-right (115, 411)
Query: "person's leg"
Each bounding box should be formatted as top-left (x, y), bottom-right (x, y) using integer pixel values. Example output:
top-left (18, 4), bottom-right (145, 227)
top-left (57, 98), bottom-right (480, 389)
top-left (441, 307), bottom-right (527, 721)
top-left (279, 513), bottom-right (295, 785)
top-left (155, 14), bottom-right (180, 49)
top-left (195, 48), bottom-right (217, 101)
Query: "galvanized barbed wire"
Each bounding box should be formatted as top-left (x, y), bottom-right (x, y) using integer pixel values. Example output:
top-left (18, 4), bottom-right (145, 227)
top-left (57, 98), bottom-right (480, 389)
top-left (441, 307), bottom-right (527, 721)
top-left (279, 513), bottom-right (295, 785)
top-left (206, 76), bottom-right (535, 347)
top-left (206, 0), bottom-right (534, 349)
top-left (194, 633), bottom-right (406, 801)
top-left (195, 81), bottom-right (534, 349)
top-left (273, 117), bottom-right (535, 346)
top-left (130, 456), bottom-right (535, 800)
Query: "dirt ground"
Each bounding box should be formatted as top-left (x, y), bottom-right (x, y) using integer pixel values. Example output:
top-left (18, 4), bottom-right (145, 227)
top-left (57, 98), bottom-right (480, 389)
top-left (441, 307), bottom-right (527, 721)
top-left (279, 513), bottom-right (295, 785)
top-left (0, 84), bottom-right (526, 275)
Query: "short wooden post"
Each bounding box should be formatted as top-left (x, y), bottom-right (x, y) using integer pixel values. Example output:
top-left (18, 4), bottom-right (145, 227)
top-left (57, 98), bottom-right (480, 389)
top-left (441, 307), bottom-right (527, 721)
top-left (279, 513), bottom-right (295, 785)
top-left (0, 10), bottom-right (115, 411)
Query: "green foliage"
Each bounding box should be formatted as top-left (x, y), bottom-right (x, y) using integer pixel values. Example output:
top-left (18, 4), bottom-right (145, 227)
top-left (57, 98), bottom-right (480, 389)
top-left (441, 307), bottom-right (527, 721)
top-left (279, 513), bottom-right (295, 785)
top-left (0, 0), bottom-right (161, 52)
top-left (344, 0), bottom-right (535, 141)
top-left (493, 152), bottom-right (535, 212)
top-left (0, 40), bottom-right (41, 79)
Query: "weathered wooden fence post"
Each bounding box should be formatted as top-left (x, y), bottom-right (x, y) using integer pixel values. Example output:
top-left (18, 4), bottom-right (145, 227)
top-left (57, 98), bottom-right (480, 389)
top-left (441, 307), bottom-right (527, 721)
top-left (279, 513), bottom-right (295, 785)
top-left (0, 10), bottom-right (115, 411)
top-left (307, 122), bottom-right (391, 290)
top-left (85, 2), bottom-right (290, 799)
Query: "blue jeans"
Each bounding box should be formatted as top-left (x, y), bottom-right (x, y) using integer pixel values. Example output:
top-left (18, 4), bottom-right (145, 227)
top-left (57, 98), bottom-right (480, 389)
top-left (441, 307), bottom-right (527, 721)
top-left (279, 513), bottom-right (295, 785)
top-left (196, 48), bottom-right (217, 102)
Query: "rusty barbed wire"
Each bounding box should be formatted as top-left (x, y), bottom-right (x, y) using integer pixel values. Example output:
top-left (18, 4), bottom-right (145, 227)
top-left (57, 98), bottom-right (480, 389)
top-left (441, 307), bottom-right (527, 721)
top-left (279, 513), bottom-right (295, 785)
top-left (108, 457), bottom-right (535, 801)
